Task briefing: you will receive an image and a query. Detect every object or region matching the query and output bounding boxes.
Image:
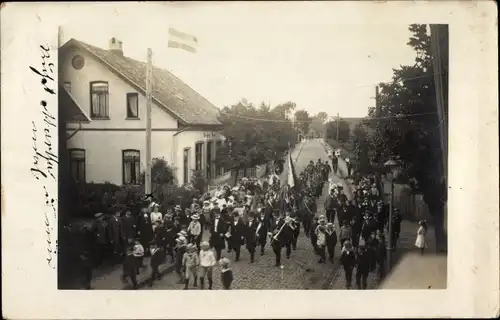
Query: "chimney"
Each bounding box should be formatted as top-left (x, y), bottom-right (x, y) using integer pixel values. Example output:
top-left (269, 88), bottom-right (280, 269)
top-left (109, 37), bottom-right (123, 56)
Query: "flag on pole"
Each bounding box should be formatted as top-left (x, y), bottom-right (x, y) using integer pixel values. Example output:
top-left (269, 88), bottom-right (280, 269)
top-left (287, 151), bottom-right (298, 189)
top-left (168, 27), bottom-right (198, 53)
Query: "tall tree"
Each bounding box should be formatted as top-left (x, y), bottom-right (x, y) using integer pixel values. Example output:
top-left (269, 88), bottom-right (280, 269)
top-left (316, 111), bottom-right (329, 123)
top-left (294, 109), bottom-right (311, 136)
top-left (216, 100), bottom-right (298, 184)
top-left (366, 24), bottom-right (448, 249)
top-left (325, 119), bottom-right (350, 142)
top-left (309, 115), bottom-right (326, 138)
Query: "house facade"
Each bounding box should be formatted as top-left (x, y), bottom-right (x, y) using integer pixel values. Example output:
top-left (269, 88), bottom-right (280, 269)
top-left (59, 37), bottom-right (225, 186)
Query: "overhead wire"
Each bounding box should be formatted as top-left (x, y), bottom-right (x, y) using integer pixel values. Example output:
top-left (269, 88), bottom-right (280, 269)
top-left (218, 71), bottom-right (443, 124)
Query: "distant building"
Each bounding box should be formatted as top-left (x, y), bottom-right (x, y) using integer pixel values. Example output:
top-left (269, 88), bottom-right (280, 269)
top-left (59, 37), bottom-right (224, 186)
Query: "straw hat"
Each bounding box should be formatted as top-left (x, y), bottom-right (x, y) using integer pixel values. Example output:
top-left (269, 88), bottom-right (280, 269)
top-left (191, 214), bottom-right (200, 220)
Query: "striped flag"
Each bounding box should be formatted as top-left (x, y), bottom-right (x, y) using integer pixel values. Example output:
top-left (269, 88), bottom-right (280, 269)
top-left (168, 27), bottom-right (198, 53)
top-left (287, 151), bottom-right (298, 189)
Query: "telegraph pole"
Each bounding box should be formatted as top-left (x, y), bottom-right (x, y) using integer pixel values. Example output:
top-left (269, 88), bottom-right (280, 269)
top-left (375, 85), bottom-right (381, 114)
top-left (145, 48), bottom-right (153, 196)
top-left (336, 113), bottom-right (340, 144)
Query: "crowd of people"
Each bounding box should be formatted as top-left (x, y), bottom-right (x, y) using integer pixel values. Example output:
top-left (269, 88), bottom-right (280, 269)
top-left (68, 147), bottom-right (406, 290)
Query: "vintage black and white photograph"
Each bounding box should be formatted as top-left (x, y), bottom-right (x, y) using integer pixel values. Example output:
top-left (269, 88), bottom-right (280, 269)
top-left (56, 5), bottom-right (450, 291)
top-left (2, 1), bottom-right (499, 318)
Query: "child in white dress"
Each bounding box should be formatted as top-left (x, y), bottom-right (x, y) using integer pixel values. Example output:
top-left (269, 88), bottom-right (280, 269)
top-left (414, 220), bottom-right (428, 255)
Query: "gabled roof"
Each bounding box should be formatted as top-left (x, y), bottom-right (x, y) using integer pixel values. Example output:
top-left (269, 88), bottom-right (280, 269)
top-left (59, 85), bottom-right (91, 123)
top-left (60, 38), bottom-right (222, 126)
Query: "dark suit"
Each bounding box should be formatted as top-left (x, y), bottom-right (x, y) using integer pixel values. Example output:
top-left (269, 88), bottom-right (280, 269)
top-left (149, 247), bottom-right (166, 286)
top-left (256, 217), bottom-right (269, 255)
top-left (245, 219), bottom-right (259, 262)
top-left (107, 217), bottom-right (124, 258)
top-left (121, 215), bottom-right (136, 244)
top-left (324, 196), bottom-right (337, 223)
top-left (91, 219), bottom-right (108, 267)
top-left (137, 214), bottom-right (153, 255)
top-left (209, 217), bottom-right (227, 260)
top-left (355, 250), bottom-right (370, 289)
top-left (229, 218), bottom-right (246, 261)
top-left (325, 229), bottom-right (338, 260)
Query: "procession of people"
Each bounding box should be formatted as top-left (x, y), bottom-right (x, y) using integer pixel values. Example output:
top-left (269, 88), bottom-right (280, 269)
top-left (72, 146), bottom-right (403, 290)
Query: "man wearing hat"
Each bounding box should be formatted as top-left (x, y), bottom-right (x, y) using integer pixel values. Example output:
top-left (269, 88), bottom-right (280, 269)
top-left (108, 211), bottom-right (124, 262)
top-left (209, 209), bottom-right (227, 261)
top-left (137, 208), bottom-right (153, 257)
top-left (324, 189), bottom-right (337, 224)
top-left (244, 213), bottom-right (259, 263)
top-left (256, 210), bottom-right (269, 256)
top-left (228, 211), bottom-right (245, 262)
top-left (354, 245), bottom-right (370, 289)
top-left (340, 239), bottom-right (356, 289)
top-left (325, 222), bottom-right (338, 263)
top-left (187, 213), bottom-right (202, 249)
top-left (91, 212), bottom-right (107, 268)
top-left (121, 210), bottom-right (137, 245)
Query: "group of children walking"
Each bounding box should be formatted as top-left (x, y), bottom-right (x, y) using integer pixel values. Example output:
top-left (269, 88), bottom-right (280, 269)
top-left (121, 238), bottom-right (233, 290)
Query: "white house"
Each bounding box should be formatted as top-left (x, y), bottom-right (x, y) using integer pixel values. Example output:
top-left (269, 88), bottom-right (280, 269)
top-left (59, 37), bottom-right (225, 186)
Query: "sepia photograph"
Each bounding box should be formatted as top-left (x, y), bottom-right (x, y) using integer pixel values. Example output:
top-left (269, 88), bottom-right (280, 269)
top-left (57, 5), bottom-right (449, 291)
top-left (1, 1), bottom-right (498, 319)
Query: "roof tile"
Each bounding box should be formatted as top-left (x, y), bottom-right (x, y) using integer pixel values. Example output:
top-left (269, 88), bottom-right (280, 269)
top-left (70, 39), bottom-right (222, 126)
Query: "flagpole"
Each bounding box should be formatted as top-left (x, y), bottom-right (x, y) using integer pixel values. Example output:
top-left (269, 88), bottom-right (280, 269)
top-left (145, 48), bottom-right (153, 196)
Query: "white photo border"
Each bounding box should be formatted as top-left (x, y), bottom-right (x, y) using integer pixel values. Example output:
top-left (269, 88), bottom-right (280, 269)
top-left (1, 1), bottom-right (498, 319)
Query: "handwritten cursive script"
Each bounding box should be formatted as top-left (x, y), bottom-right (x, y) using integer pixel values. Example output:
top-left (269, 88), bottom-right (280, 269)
top-left (30, 44), bottom-right (58, 269)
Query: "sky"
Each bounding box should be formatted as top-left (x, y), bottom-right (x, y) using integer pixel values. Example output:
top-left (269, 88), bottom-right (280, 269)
top-left (60, 2), bottom-right (418, 118)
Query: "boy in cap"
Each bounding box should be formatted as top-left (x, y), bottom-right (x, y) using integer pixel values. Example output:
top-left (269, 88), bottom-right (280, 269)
top-left (182, 243), bottom-right (200, 289)
top-left (121, 246), bottom-right (138, 289)
top-left (133, 239), bottom-right (145, 274)
top-left (198, 241), bottom-right (216, 289)
top-left (187, 214), bottom-right (202, 249)
top-left (174, 236), bottom-right (187, 284)
top-left (148, 242), bottom-right (165, 287)
top-left (219, 258), bottom-right (234, 290)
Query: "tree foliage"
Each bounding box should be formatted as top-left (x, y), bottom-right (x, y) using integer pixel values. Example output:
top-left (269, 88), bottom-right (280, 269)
top-left (364, 24), bottom-right (448, 247)
top-left (325, 119), bottom-right (351, 142)
top-left (294, 109), bottom-right (311, 136)
top-left (309, 115), bottom-right (326, 138)
top-left (216, 100), bottom-right (298, 176)
top-left (316, 112), bottom-right (329, 123)
top-left (351, 124), bottom-right (371, 175)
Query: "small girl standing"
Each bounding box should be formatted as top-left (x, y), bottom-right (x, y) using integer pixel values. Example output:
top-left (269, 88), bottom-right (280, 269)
top-left (219, 258), bottom-right (234, 290)
top-left (414, 220), bottom-right (428, 255)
